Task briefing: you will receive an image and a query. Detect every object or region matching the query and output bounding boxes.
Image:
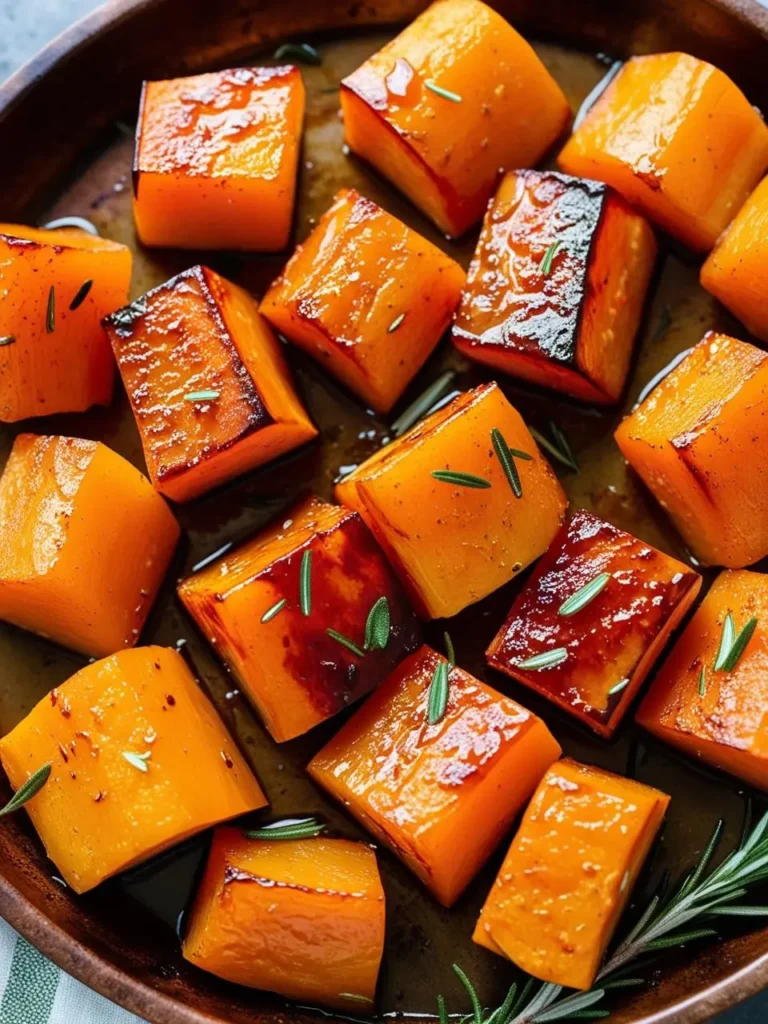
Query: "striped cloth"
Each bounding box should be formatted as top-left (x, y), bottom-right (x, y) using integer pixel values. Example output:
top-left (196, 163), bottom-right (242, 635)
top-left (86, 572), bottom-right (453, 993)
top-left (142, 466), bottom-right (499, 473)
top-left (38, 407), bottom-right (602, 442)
top-left (0, 917), bottom-right (144, 1024)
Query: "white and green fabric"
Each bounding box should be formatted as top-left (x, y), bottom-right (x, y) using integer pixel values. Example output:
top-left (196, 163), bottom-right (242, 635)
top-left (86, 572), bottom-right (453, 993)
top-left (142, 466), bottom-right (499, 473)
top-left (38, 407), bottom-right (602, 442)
top-left (0, 918), bottom-right (145, 1024)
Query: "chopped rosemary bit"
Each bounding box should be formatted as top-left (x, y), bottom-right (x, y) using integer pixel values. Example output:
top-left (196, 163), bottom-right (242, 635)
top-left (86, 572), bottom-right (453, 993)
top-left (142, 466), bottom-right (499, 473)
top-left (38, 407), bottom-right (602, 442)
top-left (699, 665), bottom-right (706, 696)
top-left (42, 215), bottom-right (99, 235)
top-left (720, 617), bottom-right (758, 673)
top-left (424, 79), bottom-right (462, 102)
top-left (364, 596), bottom-right (390, 651)
top-left (558, 572), bottom-right (611, 616)
top-left (184, 390), bottom-right (220, 403)
top-left (713, 613), bottom-right (736, 670)
top-left (273, 42), bottom-right (322, 64)
top-left (261, 598), bottom-right (287, 624)
top-left (45, 286), bottom-right (55, 333)
top-left (299, 549), bottom-right (312, 616)
top-left (122, 750), bottom-right (151, 772)
top-left (529, 424), bottom-right (579, 472)
top-left (69, 279), bottom-right (93, 311)
top-left (0, 335), bottom-right (15, 347)
top-left (540, 240), bottom-right (563, 275)
top-left (491, 427), bottom-right (529, 499)
top-left (427, 659), bottom-right (449, 725)
top-left (245, 817), bottom-right (325, 840)
top-left (444, 631), bottom-right (455, 669)
top-left (388, 312), bottom-right (406, 333)
top-left (326, 628), bottom-right (366, 658)
top-left (431, 470), bottom-right (491, 489)
top-left (0, 763), bottom-right (51, 818)
top-left (608, 678), bottom-right (629, 697)
top-left (391, 370), bottom-right (455, 437)
top-left (517, 648), bottom-right (568, 671)
top-left (339, 994), bottom-right (373, 1004)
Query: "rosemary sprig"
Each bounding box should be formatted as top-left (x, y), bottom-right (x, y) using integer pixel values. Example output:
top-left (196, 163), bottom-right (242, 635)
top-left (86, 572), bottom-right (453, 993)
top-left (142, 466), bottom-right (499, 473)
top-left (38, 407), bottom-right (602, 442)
top-left (299, 549), bottom-right (312, 616)
top-left (0, 336), bottom-right (15, 347)
top-left (0, 763), bottom-right (51, 817)
top-left (444, 631), bottom-right (456, 669)
top-left (388, 313), bottom-right (406, 333)
top-left (46, 286), bottom-right (56, 333)
top-left (529, 424), bottom-right (579, 473)
top-left (69, 279), bottom-right (93, 311)
top-left (364, 596), bottom-right (390, 651)
top-left (184, 389), bottom-right (220, 403)
top-left (432, 470), bottom-right (491, 489)
top-left (273, 42), bottom-right (321, 64)
top-left (516, 648), bottom-right (568, 671)
top-left (245, 817), bottom-right (325, 841)
top-left (427, 659), bottom-right (450, 725)
top-left (261, 598), bottom-right (286, 623)
top-left (425, 79), bottom-right (462, 102)
top-left (326, 628), bottom-right (366, 658)
top-left (558, 573), bottom-right (611, 617)
top-left (491, 427), bottom-right (531, 499)
top-left (391, 371), bottom-right (456, 436)
top-left (540, 241), bottom-right (563, 276)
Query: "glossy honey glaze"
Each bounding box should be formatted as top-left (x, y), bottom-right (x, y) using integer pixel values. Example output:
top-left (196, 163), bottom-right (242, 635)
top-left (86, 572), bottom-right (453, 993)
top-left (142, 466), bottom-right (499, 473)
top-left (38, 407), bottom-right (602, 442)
top-left (0, 30), bottom-right (764, 1022)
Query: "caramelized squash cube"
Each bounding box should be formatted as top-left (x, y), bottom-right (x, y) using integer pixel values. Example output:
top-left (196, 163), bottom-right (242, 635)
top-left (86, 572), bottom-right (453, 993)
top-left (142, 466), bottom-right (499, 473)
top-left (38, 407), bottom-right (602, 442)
top-left (335, 383), bottom-right (567, 619)
top-left (615, 332), bottom-right (768, 567)
top-left (0, 224), bottom-right (131, 421)
top-left (474, 758), bottom-right (669, 989)
top-left (133, 67), bottom-right (305, 251)
top-left (701, 175), bottom-right (768, 342)
top-left (178, 496), bottom-right (421, 743)
top-left (261, 189), bottom-right (465, 412)
top-left (183, 828), bottom-right (385, 1009)
top-left (105, 265), bottom-right (317, 503)
top-left (0, 647), bottom-right (267, 893)
top-left (637, 570), bottom-right (768, 790)
top-left (340, 0), bottom-right (570, 238)
top-left (453, 172), bottom-right (657, 404)
top-left (0, 435), bottom-right (180, 659)
top-left (308, 645), bottom-right (561, 907)
top-left (487, 510), bottom-right (701, 737)
top-left (558, 53), bottom-right (768, 252)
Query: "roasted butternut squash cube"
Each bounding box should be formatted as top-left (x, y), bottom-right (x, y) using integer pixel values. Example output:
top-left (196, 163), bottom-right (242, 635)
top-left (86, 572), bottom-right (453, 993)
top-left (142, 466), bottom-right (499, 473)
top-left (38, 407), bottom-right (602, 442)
top-left (335, 383), bottom-right (567, 619)
top-left (261, 189), bottom-right (465, 413)
top-left (0, 224), bottom-right (131, 422)
top-left (340, 0), bottom-right (570, 238)
top-left (487, 510), bottom-right (701, 737)
top-left (0, 647), bottom-right (267, 893)
top-left (308, 645), bottom-right (561, 907)
top-left (637, 570), bottom-right (768, 790)
top-left (453, 172), bottom-right (657, 404)
top-left (178, 496), bottom-right (421, 743)
top-left (558, 53), bottom-right (768, 253)
top-left (183, 828), bottom-right (385, 1009)
top-left (615, 332), bottom-right (768, 567)
top-left (474, 758), bottom-right (669, 990)
top-left (701, 175), bottom-right (768, 342)
top-left (133, 66), bottom-right (304, 251)
top-left (0, 435), bottom-right (180, 659)
top-left (105, 266), bottom-right (317, 503)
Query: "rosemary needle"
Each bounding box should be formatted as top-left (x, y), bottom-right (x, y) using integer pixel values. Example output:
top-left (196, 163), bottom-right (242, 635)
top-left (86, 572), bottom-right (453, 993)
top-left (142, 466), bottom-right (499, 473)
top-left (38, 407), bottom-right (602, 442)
top-left (0, 763), bottom-right (51, 817)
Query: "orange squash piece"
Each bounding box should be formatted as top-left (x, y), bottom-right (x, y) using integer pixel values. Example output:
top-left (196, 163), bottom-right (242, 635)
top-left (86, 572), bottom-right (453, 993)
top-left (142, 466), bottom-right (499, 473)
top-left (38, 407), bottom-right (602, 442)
top-left (261, 189), bottom-right (465, 413)
top-left (474, 758), bottom-right (670, 989)
top-left (105, 265), bottom-right (317, 503)
top-left (615, 332), bottom-right (768, 568)
top-left (178, 495), bottom-right (421, 743)
top-left (308, 645), bottom-right (561, 907)
top-left (340, 0), bottom-right (570, 238)
top-left (453, 171), bottom-right (657, 404)
top-left (558, 53), bottom-right (768, 252)
top-left (0, 224), bottom-right (131, 422)
top-left (335, 383), bottom-right (567, 619)
top-left (701, 175), bottom-right (768, 342)
top-left (133, 66), bottom-right (305, 251)
top-left (0, 646), bottom-right (267, 893)
top-left (487, 510), bottom-right (701, 737)
top-left (637, 570), bottom-right (768, 790)
top-left (183, 828), bottom-right (385, 1009)
top-left (0, 435), bottom-right (180, 659)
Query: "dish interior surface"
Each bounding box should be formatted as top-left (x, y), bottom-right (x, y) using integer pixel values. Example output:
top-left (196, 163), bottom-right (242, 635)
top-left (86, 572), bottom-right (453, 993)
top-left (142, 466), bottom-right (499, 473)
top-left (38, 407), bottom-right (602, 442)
top-left (1, 10), bottom-right (768, 1024)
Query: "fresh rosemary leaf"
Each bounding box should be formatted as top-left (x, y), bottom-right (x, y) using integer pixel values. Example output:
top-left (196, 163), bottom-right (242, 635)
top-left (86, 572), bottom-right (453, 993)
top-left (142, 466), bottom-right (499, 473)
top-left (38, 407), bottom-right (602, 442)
top-left (698, 665), bottom-right (706, 696)
top-left (427, 660), bottom-right (449, 725)
top-left (444, 631), bottom-right (456, 669)
top-left (364, 596), bottom-right (390, 651)
top-left (69, 279), bottom-right (93, 311)
top-left (425, 79), bottom-right (462, 102)
top-left (184, 389), bottom-right (220, 402)
top-left (273, 42), bottom-right (321, 64)
top-left (516, 648), bottom-right (568, 671)
top-left (715, 905), bottom-right (768, 916)
top-left (431, 470), bottom-right (491, 489)
top-left (721, 616), bottom-right (758, 672)
top-left (388, 312), bottom-right (406, 333)
top-left (245, 817), bottom-right (325, 840)
top-left (299, 548), bottom-right (312, 616)
top-left (391, 371), bottom-right (456, 436)
top-left (437, 994), bottom-right (448, 1024)
top-left (540, 241), bottom-right (563, 276)
top-left (326, 628), bottom-right (366, 658)
top-left (0, 763), bottom-right (51, 818)
top-left (261, 598), bottom-right (286, 624)
top-left (491, 427), bottom-right (525, 498)
top-left (549, 420), bottom-right (578, 468)
top-left (0, 335), bottom-right (15, 347)
top-left (452, 965), bottom-right (482, 1024)
top-left (122, 751), bottom-right (150, 772)
top-left (46, 286), bottom-right (55, 333)
top-left (558, 572), bottom-right (611, 616)
top-left (608, 678), bottom-right (629, 697)
top-left (650, 304), bottom-right (673, 346)
top-left (529, 425), bottom-right (579, 472)
top-left (713, 613), bottom-right (736, 670)
top-left (642, 928), bottom-right (717, 952)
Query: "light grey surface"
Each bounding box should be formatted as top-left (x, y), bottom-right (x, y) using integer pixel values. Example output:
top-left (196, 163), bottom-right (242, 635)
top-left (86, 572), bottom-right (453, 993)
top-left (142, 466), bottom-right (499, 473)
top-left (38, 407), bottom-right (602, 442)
top-left (0, 1), bottom-right (767, 1022)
